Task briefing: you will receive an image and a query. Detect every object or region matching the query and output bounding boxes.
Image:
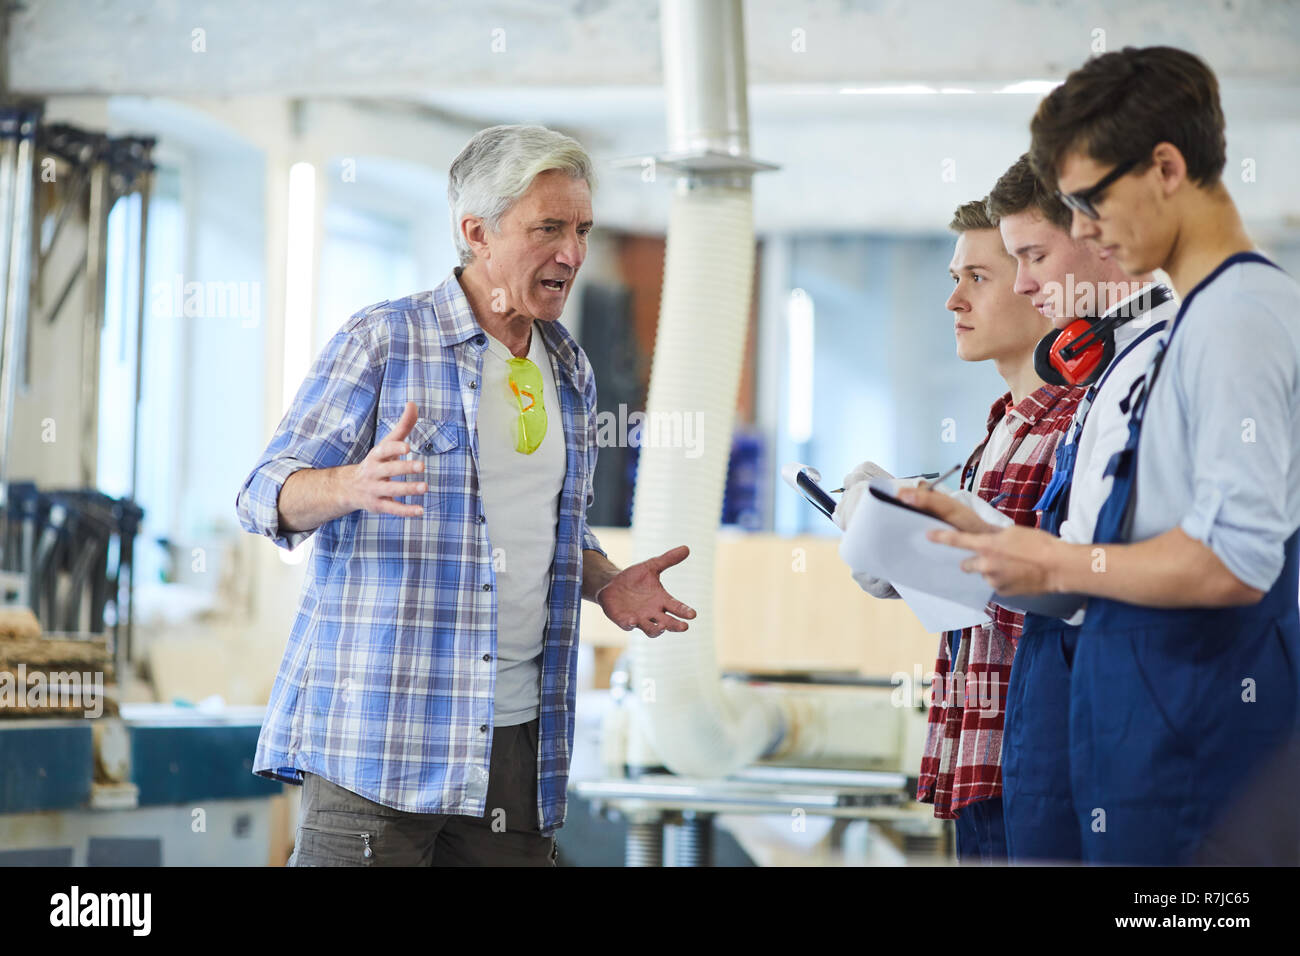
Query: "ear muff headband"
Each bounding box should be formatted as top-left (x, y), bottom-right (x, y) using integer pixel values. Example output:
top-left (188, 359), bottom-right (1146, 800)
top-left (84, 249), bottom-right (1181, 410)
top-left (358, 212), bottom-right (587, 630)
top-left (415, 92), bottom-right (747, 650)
top-left (1036, 317), bottom-right (1117, 386)
top-left (1032, 286), bottom-right (1172, 387)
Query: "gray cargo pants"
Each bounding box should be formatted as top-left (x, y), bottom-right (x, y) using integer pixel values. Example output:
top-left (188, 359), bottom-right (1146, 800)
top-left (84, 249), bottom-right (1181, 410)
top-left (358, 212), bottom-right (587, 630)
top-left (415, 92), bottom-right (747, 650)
top-left (288, 718), bottom-right (556, 867)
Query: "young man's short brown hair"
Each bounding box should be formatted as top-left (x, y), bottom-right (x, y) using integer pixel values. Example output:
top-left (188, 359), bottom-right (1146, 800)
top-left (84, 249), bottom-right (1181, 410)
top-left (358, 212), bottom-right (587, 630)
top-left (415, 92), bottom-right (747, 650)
top-left (1029, 45), bottom-right (1226, 190)
top-left (949, 198), bottom-right (995, 233)
top-left (986, 154), bottom-right (1071, 231)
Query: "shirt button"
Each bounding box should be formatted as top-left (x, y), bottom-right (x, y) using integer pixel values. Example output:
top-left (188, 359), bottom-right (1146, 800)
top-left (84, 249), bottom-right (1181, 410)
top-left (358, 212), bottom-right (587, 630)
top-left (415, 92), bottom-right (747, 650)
top-left (477, 514), bottom-right (485, 524)
top-left (483, 583), bottom-right (492, 592)
top-left (479, 724), bottom-right (488, 733)
top-left (469, 381), bottom-right (478, 389)
top-left (482, 653), bottom-right (491, 662)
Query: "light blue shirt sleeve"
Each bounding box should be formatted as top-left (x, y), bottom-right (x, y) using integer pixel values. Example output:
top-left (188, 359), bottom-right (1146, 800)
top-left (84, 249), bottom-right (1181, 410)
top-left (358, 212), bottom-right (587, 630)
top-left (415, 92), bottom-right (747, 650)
top-left (235, 321), bottom-right (383, 550)
top-left (1175, 296), bottom-right (1297, 592)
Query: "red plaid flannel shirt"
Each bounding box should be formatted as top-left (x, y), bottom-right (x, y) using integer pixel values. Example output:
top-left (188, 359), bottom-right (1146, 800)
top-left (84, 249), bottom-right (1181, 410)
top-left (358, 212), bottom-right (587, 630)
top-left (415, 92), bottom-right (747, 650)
top-left (915, 383), bottom-right (1083, 819)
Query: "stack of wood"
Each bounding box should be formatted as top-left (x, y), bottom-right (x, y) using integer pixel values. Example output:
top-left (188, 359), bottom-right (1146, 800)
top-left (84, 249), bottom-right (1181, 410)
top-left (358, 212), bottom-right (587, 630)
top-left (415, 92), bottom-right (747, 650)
top-left (0, 607), bottom-right (116, 718)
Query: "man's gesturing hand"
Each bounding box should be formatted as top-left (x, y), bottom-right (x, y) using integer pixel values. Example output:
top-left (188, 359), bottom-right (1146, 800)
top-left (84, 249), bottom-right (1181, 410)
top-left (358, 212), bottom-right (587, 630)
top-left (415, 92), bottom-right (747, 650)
top-left (346, 401), bottom-right (427, 517)
top-left (596, 545), bottom-right (697, 638)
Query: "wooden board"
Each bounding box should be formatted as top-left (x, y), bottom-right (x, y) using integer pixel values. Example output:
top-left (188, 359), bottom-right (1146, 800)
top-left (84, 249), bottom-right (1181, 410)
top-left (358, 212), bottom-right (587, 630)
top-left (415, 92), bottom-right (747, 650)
top-left (580, 527), bottom-right (942, 679)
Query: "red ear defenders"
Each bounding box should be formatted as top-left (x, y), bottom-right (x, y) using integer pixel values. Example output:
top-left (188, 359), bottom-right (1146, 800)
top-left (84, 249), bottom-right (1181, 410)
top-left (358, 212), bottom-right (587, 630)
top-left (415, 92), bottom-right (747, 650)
top-left (1034, 318), bottom-right (1117, 387)
top-left (1034, 285), bottom-right (1173, 387)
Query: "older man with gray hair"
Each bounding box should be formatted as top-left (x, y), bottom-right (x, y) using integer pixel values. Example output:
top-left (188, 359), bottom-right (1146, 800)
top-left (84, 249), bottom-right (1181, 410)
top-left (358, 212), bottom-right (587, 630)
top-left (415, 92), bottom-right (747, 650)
top-left (237, 125), bottom-right (694, 866)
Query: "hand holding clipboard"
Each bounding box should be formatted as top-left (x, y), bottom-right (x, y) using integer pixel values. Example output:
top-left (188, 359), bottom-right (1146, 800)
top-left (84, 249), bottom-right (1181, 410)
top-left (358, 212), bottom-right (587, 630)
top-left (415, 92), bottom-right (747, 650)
top-left (781, 461), bottom-right (959, 526)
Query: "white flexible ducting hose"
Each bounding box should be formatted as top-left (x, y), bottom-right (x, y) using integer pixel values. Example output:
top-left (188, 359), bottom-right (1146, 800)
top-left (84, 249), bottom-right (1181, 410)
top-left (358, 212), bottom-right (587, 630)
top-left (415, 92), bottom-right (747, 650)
top-left (625, 0), bottom-right (901, 778)
top-left (628, 183), bottom-right (788, 776)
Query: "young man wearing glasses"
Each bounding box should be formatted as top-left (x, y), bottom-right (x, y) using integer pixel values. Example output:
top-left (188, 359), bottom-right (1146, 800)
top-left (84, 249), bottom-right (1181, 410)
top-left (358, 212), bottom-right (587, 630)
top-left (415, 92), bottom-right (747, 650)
top-left (904, 46), bottom-right (1300, 864)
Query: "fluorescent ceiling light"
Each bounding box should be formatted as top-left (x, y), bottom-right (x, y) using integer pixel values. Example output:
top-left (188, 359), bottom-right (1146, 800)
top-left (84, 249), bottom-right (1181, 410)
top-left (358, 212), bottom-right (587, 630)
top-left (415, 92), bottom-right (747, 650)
top-left (786, 288), bottom-right (815, 446)
top-left (996, 79), bottom-right (1062, 94)
top-left (282, 161), bottom-right (316, 415)
top-left (839, 84), bottom-right (938, 95)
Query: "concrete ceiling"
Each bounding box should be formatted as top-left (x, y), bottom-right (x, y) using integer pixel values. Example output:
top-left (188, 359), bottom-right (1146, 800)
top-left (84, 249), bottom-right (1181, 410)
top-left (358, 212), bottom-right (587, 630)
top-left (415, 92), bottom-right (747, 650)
top-left (11, 0), bottom-right (1299, 94)
top-left (10, 0), bottom-right (1300, 235)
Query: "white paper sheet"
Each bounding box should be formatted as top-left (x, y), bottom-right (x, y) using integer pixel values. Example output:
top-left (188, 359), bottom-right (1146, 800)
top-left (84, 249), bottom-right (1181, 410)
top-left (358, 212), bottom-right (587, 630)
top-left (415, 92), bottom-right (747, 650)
top-left (838, 477), bottom-right (1085, 629)
top-left (893, 581), bottom-right (989, 632)
top-left (839, 477), bottom-right (988, 601)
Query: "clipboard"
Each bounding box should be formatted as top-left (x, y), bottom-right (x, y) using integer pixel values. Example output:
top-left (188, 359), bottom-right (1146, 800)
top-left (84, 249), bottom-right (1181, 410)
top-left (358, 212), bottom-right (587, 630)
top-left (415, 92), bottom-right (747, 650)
top-left (782, 462), bottom-right (943, 524)
top-left (839, 477), bottom-right (992, 627)
top-left (780, 463), bottom-right (838, 521)
top-left (843, 477), bottom-right (1086, 627)
top-left (795, 470), bottom-right (838, 520)
top-left (867, 484), bottom-right (955, 524)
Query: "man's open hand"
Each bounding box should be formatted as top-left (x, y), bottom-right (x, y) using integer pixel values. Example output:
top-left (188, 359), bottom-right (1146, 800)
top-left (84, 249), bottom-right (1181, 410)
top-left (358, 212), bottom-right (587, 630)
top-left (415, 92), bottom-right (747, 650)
top-left (345, 401), bottom-right (427, 517)
top-left (597, 545), bottom-right (697, 637)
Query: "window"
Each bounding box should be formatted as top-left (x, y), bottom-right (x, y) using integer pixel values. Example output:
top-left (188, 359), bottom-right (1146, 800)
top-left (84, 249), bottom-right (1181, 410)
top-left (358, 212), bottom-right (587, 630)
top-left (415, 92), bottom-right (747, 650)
top-left (316, 203), bottom-right (418, 350)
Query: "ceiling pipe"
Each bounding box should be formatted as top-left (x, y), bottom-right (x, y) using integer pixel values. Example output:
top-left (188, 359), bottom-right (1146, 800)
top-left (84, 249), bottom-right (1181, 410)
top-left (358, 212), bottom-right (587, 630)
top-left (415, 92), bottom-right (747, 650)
top-left (626, 0), bottom-right (787, 777)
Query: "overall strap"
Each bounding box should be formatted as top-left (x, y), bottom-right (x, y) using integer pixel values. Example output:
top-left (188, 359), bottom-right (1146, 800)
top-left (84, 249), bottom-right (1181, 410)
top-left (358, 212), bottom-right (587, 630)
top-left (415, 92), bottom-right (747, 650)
top-left (1033, 322), bottom-right (1167, 526)
top-left (1094, 320), bottom-right (1167, 395)
top-left (1091, 254), bottom-right (1282, 545)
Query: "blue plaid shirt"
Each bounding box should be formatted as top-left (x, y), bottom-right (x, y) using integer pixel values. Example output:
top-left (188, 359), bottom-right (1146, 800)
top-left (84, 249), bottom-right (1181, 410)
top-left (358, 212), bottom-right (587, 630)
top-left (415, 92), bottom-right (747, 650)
top-left (236, 269), bottom-right (604, 834)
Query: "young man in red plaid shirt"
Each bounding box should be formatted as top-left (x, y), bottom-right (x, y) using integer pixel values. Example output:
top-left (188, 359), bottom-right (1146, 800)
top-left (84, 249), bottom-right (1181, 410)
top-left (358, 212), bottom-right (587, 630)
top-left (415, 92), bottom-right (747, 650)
top-left (834, 197), bottom-right (1083, 862)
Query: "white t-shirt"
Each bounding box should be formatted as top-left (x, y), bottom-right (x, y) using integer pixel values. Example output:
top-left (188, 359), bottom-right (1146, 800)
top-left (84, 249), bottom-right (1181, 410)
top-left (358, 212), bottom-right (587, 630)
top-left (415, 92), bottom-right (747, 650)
top-left (1058, 290), bottom-right (1178, 546)
top-left (476, 322), bottom-right (565, 726)
top-left (973, 408), bottom-right (1021, 492)
top-left (945, 404), bottom-right (1022, 541)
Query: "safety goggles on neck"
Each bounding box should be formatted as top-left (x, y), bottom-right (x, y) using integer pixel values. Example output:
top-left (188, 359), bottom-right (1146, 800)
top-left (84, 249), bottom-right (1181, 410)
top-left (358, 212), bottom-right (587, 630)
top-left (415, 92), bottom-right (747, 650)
top-left (506, 357), bottom-right (547, 454)
top-left (1056, 157), bottom-right (1140, 220)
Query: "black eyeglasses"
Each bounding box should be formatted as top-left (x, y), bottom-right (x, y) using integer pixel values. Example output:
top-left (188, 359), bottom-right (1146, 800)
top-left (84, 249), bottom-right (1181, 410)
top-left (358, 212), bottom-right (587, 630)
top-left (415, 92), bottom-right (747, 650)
top-left (1056, 158), bottom-right (1140, 220)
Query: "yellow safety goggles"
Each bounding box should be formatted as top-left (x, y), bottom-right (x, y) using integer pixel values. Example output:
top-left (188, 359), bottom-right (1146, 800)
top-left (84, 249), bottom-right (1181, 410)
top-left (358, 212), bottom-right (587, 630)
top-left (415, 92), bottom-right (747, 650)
top-left (507, 357), bottom-right (547, 454)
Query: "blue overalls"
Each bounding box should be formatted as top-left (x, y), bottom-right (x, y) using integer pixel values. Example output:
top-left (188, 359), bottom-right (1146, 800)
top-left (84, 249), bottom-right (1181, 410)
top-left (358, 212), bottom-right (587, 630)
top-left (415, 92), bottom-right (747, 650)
top-left (1070, 254), bottom-right (1300, 864)
top-left (1002, 323), bottom-right (1166, 864)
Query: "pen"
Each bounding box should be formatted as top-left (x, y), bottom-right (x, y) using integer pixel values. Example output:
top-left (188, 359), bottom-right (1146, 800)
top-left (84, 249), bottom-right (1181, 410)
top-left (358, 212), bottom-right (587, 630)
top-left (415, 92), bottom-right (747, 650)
top-left (918, 462), bottom-right (963, 491)
top-left (829, 470), bottom-right (943, 494)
